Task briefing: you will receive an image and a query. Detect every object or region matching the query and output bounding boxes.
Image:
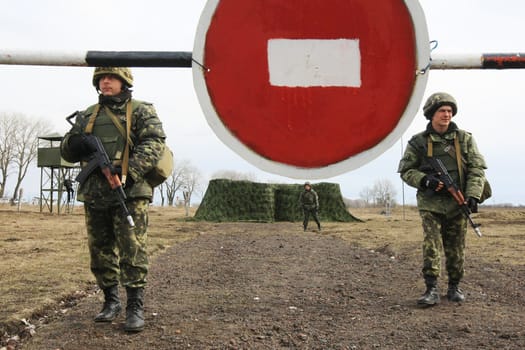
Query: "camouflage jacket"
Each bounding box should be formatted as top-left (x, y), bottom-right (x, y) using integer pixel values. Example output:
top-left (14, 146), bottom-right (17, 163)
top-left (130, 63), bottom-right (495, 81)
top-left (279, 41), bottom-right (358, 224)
top-left (299, 189), bottom-right (319, 209)
top-left (61, 98), bottom-right (166, 207)
top-left (398, 122), bottom-right (487, 217)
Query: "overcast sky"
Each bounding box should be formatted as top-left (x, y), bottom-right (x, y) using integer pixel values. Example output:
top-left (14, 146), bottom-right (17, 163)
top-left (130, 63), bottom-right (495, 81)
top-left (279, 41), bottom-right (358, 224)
top-left (1, 0), bottom-right (524, 205)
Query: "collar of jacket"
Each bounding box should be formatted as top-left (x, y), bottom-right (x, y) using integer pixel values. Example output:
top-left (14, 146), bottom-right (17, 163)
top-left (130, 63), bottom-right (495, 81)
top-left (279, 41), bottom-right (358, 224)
top-left (424, 121), bottom-right (459, 136)
top-left (98, 90), bottom-right (132, 112)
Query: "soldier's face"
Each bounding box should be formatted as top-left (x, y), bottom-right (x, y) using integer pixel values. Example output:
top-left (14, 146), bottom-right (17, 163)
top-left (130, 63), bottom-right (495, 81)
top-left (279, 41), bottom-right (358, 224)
top-left (98, 74), bottom-right (123, 96)
top-left (305, 185), bottom-right (311, 191)
top-left (431, 105), bottom-right (453, 130)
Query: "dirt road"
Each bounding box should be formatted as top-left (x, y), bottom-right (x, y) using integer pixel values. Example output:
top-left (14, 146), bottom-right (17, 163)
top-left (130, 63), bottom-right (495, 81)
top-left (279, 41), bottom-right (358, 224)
top-left (20, 221), bottom-right (525, 349)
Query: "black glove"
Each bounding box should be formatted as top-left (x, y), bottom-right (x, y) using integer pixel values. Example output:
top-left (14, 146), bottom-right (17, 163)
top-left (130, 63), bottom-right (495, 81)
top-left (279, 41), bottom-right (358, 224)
top-left (114, 167), bottom-right (136, 188)
top-left (467, 197), bottom-right (479, 213)
top-left (421, 175), bottom-right (441, 191)
top-left (123, 172), bottom-right (135, 188)
top-left (112, 166), bottom-right (122, 176)
top-left (68, 134), bottom-right (97, 158)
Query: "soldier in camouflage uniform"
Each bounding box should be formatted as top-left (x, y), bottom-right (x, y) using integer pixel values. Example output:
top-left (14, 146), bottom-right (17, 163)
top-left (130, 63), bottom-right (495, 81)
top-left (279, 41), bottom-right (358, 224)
top-left (398, 92), bottom-right (487, 306)
top-left (299, 182), bottom-right (321, 231)
top-left (61, 67), bottom-right (166, 332)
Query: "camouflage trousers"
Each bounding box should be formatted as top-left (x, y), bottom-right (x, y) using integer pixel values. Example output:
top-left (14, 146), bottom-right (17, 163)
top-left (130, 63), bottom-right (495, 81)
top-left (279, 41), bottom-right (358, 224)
top-left (419, 210), bottom-right (467, 283)
top-left (303, 207), bottom-right (321, 230)
top-left (84, 198), bottom-right (149, 289)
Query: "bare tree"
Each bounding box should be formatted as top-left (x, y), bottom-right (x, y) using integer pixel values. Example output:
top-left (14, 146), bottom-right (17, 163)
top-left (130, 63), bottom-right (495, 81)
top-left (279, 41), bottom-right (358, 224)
top-left (159, 159), bottom-right (204, 209)
top-left (164, 159), bottom-right (191, 206)
top-left (10, 115), bottom-right (51, 203)
top-left (359, 179), bottom-right (398, 208)
top-left (359, 186), bottom-right (374, 207)
top-left (0, 113), bottom-right (17, 198)
top-left (211, 169), bottom-right (258, 181)
top-left (156, 183), bottom-right (166, 206)
top-left (371, 178), bottom-right (398, 207)
top-left (182, 164), bottom-right (203, 216)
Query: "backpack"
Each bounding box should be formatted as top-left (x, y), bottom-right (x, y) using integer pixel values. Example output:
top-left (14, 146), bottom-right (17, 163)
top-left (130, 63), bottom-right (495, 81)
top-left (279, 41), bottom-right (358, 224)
top-left (478, 178), bottom-right (492, 204)
top-left (145, 145), bottom-right (173, 187)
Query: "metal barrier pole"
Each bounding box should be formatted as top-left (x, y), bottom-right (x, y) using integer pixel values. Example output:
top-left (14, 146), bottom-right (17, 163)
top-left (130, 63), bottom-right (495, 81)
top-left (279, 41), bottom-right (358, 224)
top-left (1, 50), bottom-right (524, 70)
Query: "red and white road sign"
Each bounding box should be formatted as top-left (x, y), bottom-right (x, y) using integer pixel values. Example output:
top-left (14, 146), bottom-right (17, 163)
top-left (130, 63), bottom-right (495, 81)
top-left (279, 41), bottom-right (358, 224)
top-left (193, 0), bottom-right (429, 179)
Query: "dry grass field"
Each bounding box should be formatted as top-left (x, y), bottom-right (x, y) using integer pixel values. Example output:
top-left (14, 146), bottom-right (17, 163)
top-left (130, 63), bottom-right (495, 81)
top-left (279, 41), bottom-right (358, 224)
top-left (1, 204), bottom-right (524, 349)
top-left (0, 205), bottom-right (198, 334)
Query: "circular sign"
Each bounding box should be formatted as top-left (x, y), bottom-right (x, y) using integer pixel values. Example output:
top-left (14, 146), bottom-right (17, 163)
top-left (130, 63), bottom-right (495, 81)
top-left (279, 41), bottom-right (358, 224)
top-left (193, 0), bottom-right (429, 179)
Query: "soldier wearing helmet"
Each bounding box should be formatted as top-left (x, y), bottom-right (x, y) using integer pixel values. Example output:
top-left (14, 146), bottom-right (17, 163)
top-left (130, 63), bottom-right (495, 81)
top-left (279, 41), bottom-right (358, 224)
top-left (61, 67), bottom-right (167, 332)
top-left (422, 92), bottom-right (457, 120)
top-left (398, 92), bottom-right (487, 307)
top-left (92, 67), bottom-right (134, 89)
top-left (299, 181), bottom-right (321, 232)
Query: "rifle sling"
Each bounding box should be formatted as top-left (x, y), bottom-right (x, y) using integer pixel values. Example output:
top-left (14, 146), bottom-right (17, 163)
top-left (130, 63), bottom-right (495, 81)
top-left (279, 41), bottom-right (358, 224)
top-left (122, 102), bottom-right (132, 185)
top-left (454, 136), bottom-right (464, 187)
top-left (84, 104), bottom-right (101, 134)
top-left (427, 135), bottom-right (465, 189)
top-left (84, 102), bottom-right (134, 186)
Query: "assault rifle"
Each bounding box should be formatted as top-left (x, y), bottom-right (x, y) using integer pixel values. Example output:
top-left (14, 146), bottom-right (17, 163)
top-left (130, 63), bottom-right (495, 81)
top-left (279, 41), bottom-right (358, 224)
top-left (67, 113), bottom-right (135, 227)
top-left (408, 140), bottom-right (482, 237)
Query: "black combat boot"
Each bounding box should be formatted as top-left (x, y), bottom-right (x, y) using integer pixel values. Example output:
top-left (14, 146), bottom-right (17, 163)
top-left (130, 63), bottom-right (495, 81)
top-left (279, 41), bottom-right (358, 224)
top-left (447, 281), bottom-right (465, 302)
top-left (317, 223), bottom-right (321, 232)
top-left (417, 276), bottom-right (440, 306)
top-left (125, 287), bottom-right (145, 332)
top-left (94, 285), bottom-right (122, 322)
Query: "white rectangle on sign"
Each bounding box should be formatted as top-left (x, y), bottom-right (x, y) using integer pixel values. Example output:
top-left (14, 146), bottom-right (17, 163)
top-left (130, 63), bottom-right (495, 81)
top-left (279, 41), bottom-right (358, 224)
top-left (267, 39), bottom-right (361, 87)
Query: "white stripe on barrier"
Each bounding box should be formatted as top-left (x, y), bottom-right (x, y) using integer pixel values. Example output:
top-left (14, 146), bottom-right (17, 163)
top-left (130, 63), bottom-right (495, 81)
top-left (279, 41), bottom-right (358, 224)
top-left (0, 50), bottom-right (87, 66)
top-left (267, 39), bottom-right (361, 87)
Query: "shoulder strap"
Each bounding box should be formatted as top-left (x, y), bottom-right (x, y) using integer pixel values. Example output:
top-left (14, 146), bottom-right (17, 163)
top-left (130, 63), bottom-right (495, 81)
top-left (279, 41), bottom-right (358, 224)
top-left (121, 102), bottom-right (133, 185)
top-left (103, 105), bottom-right (134, 147)
top-left (427, 134), bottom-right (466, 188)
top-left (84, 104), bottom-right (101, 134)
top-left (454, 136), bottom-right (464, 187)
top-left (121, 100), bottom-right (142, 186)
top-left (84, 102), bottom-right (134, 186)
top-left (426, 137), bottom-right (433, 157)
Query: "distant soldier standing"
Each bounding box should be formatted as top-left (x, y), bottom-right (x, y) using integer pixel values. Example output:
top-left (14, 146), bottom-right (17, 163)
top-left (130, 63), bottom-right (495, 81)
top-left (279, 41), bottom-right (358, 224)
top-left (61, 67), bottom-right (166, 331)
top-left (63, 178), bottom-right (75, 204)
top-left (299, 181), bottom-right (321, 232)
top-left (398, 92), bottom-right (487, 306)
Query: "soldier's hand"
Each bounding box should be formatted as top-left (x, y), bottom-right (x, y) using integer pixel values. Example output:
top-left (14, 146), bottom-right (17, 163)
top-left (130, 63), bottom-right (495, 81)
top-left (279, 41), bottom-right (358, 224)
top-left (124, 174), bottom-right (135, 188)
top-left (82, 134), bottom-right (99, 153)
top-left (466, 197), bottom-right (479, 213)
top-left (421, 175), bottom-right (443, 192)
top-left (68, 134), bottom-right (97, 158)
top-left (112, 166), bottom-right (122, 176)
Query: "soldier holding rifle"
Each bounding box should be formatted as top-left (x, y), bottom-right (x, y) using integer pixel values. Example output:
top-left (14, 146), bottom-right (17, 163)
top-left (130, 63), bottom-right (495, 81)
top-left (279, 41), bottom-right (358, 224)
top-left (398, 92), bottom-right (488, 306)
top-left (61, 67), bottom-right (166, 331)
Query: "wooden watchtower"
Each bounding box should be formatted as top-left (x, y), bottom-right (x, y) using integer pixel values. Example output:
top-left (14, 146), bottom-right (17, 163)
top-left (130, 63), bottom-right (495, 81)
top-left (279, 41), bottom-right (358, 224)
top-left (37, 133), bottom-right (79, 214)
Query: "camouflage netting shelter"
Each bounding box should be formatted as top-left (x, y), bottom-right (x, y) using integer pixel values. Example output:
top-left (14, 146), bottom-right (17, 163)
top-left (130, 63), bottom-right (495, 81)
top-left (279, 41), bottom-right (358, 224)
top-left (195, 179), bottom-right (360, 222)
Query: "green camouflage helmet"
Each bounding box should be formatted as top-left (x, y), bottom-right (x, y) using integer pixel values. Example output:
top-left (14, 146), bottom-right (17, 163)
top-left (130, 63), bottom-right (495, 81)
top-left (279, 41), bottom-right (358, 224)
top-left (423, 92), bottom-right (458, 119)
top-left (92, 67), bottom-right (134, 88)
